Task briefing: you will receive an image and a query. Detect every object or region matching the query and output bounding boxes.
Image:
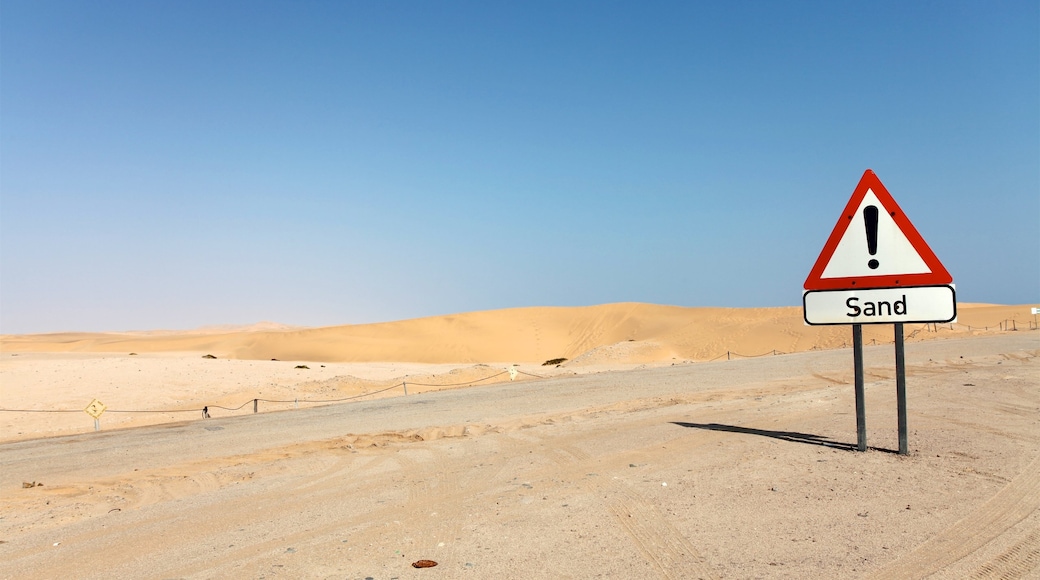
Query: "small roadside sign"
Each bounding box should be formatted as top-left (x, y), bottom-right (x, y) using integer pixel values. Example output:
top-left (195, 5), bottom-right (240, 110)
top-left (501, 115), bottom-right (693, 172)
top-left (84, 399), bottom-right (107, 419)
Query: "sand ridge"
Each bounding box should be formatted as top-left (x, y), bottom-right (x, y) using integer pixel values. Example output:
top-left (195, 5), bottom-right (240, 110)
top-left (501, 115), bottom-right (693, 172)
top-left (2, 302), bottom-right (1034, 364)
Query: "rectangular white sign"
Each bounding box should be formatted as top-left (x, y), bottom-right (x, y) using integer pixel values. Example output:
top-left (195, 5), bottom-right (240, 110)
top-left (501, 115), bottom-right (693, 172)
top-left (803, 285), bottom-right (956, 325)
top-left (1032, 307), bottom-right (1039, 315)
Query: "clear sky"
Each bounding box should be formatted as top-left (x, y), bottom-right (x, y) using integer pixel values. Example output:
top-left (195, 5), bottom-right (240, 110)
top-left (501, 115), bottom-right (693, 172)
top-left (2, 1), bottom-right (1037, 334)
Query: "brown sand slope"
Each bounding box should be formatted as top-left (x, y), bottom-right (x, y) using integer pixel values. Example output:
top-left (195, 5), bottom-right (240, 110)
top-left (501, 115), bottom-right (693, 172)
top-left (1, 302), bottom-right (1034, 364)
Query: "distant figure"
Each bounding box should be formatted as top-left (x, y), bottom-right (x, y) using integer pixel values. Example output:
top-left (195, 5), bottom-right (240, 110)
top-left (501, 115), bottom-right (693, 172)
top-left (202, 406), bottom-right (210, 419)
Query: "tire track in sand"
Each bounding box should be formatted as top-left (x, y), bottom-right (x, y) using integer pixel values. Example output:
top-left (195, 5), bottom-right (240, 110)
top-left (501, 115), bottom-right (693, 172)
top-left (395, 447), bottom-right (474, 571)
top-left (967, 527), bottom-right (1040, 580)
top-left (867, 454), bottom-right (1040, 580)
top-left (552, 442), bottom-right (716, 580)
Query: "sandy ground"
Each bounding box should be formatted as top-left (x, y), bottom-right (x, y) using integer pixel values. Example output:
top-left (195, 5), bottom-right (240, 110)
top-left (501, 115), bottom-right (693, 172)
top-left (0, 331), bottom-right (1037, 579)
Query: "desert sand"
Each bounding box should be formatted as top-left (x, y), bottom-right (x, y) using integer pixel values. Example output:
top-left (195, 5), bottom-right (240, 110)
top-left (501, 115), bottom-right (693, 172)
top-left (0, 302), bottom-right (1037, 579)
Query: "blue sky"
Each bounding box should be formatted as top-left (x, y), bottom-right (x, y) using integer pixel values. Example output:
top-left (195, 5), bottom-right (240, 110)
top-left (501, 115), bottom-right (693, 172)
top-left (2, 1), bottom-right (1037, 333)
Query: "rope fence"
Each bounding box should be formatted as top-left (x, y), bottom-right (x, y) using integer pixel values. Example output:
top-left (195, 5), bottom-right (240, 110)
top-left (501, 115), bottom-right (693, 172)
top-left (707, 349), bottom-right (787, 362)
top-left (861, 317), bottom-right (1037, 346)
top-left (0, 368), bottom-right (549, 423)
top-left (703, 318), bottom-right (1035, 359)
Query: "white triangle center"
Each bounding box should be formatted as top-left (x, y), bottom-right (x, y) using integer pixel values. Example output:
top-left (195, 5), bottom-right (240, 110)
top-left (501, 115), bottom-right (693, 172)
top-left (820, 189), bottom-right (931, 279)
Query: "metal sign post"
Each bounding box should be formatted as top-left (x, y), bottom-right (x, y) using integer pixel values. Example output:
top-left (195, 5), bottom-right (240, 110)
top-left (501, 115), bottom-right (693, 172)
top-left (894, 323), bottom-right (908, 455)
top-left (852, 324), bottom-right (866, 451)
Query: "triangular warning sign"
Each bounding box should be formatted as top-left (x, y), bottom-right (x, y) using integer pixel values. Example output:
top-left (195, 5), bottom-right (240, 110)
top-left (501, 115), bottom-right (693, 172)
top-left (804, 170), bottom-right (952, 290)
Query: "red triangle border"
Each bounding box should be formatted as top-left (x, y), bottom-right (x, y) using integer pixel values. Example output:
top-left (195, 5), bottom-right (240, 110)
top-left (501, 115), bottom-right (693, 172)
top-left (804, 170), bottom-right (952, 290)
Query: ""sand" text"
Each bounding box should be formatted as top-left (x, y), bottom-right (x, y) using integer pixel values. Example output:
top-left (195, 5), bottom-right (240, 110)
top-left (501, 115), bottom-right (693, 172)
top-left (846, 295), bottom-right (907, 318)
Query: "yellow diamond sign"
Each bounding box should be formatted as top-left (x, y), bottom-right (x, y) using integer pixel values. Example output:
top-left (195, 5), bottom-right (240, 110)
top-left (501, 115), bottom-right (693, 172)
top-left (84, 399), bottom-right (107, 419)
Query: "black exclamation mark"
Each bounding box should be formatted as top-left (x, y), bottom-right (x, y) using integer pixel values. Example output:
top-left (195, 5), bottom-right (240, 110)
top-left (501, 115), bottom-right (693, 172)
top-left (864, 205), bottom-right (879, 269)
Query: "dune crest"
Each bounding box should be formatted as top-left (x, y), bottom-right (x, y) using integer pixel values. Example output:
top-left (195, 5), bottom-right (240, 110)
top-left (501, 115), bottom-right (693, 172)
top-left (1, 302), bottom-right (1033, 364)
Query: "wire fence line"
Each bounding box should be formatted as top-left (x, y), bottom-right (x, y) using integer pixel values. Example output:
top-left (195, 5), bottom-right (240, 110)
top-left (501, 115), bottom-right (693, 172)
top-left (703, 318), bottom-right (1038, 357)
top-left (958, 318), bottom-right (1036, 332)
top-left (707, 350), bottom-right (787, 362)
top-left (868, 317), bottom-right (1038, 344)
top-left (793, 317), bottom-right (1039, 349)
top-left (0, 369), bottom-right (547, 418)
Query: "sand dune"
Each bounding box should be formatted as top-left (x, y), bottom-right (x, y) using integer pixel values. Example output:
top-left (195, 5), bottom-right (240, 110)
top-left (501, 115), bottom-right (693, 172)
top-left (2, 302), bottom-right (1034, 365)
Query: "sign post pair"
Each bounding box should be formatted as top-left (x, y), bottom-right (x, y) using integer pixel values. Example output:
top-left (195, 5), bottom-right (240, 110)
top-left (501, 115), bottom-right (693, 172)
top-left (803, 170), bottom-right (955, 454)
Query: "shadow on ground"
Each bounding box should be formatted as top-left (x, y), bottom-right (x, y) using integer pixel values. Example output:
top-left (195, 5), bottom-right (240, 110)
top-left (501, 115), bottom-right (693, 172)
top-left (671, 421), bottom-right (865, 451)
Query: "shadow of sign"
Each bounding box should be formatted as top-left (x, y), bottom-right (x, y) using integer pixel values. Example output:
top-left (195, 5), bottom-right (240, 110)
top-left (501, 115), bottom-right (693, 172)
top-left (671, 422), bottom-right (863, 452)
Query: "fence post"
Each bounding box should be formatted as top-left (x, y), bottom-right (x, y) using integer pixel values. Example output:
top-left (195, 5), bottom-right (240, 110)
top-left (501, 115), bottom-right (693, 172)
top-left (253, 399), bottom-right (258, 414)
top-left (727, 351), bottom-right (730, 361)
top-left (403, 381), bottom-right (408, 395)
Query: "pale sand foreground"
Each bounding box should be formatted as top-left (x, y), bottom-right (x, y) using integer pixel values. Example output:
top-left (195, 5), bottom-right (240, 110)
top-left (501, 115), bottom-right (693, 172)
top-left (0, 331), bottom-right (1038, 579)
